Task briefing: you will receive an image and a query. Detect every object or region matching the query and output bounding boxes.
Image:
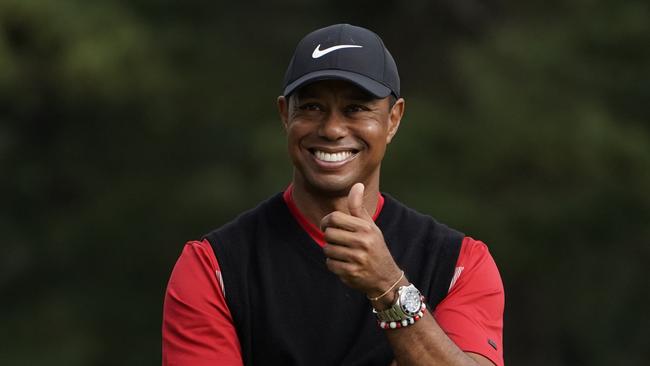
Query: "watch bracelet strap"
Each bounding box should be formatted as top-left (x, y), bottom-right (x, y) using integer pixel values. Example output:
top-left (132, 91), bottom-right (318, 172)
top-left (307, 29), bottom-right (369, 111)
top-left (374, 300), bottom-right (427, 322)
top-left (374, 305), bottom-right (408, 322)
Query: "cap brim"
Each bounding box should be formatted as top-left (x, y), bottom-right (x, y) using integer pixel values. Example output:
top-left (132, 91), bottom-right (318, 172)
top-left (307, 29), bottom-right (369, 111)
top-left (283, 70), bottom-right (394, 98)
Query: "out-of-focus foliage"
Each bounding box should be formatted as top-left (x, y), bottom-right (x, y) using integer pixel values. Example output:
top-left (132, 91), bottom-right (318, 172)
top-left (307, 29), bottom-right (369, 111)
top-left (1, 0), bottom-right (648, 365)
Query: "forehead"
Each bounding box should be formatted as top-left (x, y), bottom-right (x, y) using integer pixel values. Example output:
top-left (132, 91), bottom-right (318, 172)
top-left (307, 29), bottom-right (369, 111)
top-left (294, 80), bottom-right (375, 101)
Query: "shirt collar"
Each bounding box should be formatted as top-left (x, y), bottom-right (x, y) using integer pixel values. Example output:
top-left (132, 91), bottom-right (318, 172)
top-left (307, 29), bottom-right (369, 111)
top-left (282, 183), bottom-right (385, 247)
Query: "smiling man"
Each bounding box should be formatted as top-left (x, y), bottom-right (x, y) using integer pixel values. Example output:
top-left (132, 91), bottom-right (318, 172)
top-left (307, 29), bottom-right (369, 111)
top-left (163, 24), bottom-right (504, 366)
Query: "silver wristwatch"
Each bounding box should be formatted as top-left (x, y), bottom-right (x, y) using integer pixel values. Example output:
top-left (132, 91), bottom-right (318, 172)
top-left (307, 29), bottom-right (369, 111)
top-left (373, 284), bottom-right (423, 322)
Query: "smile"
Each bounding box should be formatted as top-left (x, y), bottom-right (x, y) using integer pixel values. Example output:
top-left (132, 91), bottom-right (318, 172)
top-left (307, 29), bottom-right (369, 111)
top-left (310, 149), bottom-right (359, 164)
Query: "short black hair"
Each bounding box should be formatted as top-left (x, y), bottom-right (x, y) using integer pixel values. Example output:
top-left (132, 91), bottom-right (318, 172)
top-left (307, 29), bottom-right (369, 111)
top-left (388, 95), bottom-right (397, 110)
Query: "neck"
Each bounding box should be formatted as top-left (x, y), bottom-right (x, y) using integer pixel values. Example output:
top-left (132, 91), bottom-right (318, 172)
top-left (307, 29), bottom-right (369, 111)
top-left (291, 177), bottom-right (380, 229)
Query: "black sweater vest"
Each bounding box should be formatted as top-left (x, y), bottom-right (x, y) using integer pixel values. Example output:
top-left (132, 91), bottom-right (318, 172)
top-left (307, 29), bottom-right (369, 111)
top-left (205, 192), bottom-right (463, 366)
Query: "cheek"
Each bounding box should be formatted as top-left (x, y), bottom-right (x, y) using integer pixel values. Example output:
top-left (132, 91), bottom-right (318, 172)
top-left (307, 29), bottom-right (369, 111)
top-left (286, 122), bottom-right (303, 140)
top-left (356, 121), bottom-right (388, 145)
top-left (286, 123), bottom-right (310, 151)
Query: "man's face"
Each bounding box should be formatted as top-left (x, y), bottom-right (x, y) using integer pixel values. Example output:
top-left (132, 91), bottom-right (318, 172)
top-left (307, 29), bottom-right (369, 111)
top-left (278, 80), bottom-right (404, 196)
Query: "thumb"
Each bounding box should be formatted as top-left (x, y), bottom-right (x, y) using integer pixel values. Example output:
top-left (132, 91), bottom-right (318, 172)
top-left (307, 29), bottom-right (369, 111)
top-left (348, 183), bottom-right (371, 221)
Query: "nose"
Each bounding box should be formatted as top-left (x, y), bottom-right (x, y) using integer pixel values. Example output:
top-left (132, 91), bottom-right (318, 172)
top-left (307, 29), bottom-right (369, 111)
top-left (318, 111), bottom-right (347, 141)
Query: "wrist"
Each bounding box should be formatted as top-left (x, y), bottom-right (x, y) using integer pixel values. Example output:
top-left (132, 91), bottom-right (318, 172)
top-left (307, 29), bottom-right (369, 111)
top-left (366, 269), bottom-right (404, 305)
top-left (372, 283), bottom-right (427, 330)
top-left (370, 277), bottom-right (409, 310)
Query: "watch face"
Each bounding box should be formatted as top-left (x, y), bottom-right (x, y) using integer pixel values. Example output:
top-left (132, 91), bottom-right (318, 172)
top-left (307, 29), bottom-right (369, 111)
top-left (400, 286), bottom-right (422, 315)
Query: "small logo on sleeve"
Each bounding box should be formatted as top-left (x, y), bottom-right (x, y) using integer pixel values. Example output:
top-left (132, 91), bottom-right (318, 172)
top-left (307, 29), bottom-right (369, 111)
top-left (216, 270), bottom-right (225, 297)
top-left (488, 338), bottom-right (498, 350)
top-left (448, 266), bottom-right (464, 291)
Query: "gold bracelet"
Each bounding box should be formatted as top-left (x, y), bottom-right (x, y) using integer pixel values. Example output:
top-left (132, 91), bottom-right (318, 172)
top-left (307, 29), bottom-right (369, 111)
top-left (367, 270), bottom-right (404, 302)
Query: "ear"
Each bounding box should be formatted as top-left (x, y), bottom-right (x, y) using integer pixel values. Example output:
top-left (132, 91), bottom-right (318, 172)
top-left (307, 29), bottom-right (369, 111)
top-left (386, 97), bottom-right (405, 144)
top-left (277, 95), bottom-right (289, 130)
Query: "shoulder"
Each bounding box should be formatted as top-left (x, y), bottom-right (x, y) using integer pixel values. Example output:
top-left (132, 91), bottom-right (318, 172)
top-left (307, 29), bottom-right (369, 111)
top-left (167, 239), bottom-right (221, 293)
top-left (173, 240), bottom-right (218, 272)
top-left (449, 237), bottom-right (503, 294)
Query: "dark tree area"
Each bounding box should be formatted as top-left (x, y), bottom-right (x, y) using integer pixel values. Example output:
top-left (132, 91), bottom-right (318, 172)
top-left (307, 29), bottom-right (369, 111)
top-left (1, 1), bottom-right (648, 365)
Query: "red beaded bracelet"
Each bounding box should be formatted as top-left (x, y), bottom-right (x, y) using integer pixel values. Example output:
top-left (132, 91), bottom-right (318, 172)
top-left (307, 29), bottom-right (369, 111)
top-left (377, 302), bottom-right (427, 330)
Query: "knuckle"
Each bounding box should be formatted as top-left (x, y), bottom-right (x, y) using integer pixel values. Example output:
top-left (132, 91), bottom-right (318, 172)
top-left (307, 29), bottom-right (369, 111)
top-left (347, 264), bottom-right (360, 275)
top-left (323, 228), bottom-right (337, 241)
top-left (359, 222), bottom-right (373, 233)
top-left (355, 252), bottom-right (368, 265)
top-left (351, 269), bottom-right (365, 281)
top-left (345, 269), bottom-right (358, 280)
top-left (351, 249), bottom-right (366, 262)
top-left (357, 237), bottom-right (371, 250)
top-left (320, 216), bottom-right (331, 229)
top-left (347, 251), bottom-right (359, 263)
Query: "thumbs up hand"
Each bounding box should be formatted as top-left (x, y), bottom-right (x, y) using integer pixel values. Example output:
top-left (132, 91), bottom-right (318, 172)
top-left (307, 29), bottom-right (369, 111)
top-left (320, 183), bottom-right (402, 303)
top-left (346, 182), bottom-right (373, 222)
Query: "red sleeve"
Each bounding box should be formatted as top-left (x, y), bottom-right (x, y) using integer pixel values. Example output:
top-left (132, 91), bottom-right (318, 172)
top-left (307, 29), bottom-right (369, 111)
top-left (433, 237), bottom-right (505, 366)
top-left (162, 239), bottom-right (243, 366)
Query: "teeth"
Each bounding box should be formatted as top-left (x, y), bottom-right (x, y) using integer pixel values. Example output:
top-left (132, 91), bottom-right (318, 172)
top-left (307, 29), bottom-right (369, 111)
top-left (314, 150), bottom-right (355, 162)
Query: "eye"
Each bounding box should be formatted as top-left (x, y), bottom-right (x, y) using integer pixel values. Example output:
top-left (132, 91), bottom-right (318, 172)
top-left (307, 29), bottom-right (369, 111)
top-left (344, 104), bottom-right (370, 113)
top-left (298, 103), bottom-right (323, 111)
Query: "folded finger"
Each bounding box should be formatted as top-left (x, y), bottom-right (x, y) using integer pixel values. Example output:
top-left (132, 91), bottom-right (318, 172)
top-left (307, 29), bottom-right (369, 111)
top-left (320, 211), bottom-right (366, 232)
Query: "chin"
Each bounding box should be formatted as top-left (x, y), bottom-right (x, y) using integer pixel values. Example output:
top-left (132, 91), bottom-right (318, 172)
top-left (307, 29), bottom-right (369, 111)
top-left (302, 174), bottom-right (357, 197)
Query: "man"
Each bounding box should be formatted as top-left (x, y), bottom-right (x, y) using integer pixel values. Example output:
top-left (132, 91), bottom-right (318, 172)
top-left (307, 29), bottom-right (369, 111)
top-left (163, 24), bottom-right (504, 366)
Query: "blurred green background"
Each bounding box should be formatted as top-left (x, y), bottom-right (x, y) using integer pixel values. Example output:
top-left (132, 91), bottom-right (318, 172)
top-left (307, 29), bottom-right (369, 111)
top-left (1, 0), bottom-right (649, 365)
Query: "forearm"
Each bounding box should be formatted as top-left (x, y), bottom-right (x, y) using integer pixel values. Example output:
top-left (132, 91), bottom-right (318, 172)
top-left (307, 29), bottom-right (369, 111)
top-left (371, 278), bottom-right (479, 366)
top-left (384, 312), bottom-right (479, 366)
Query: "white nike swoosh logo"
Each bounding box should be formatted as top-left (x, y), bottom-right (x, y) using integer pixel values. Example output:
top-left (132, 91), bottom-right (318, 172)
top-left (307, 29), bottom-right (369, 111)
top-left (312, 44), bottom-right (363, 59)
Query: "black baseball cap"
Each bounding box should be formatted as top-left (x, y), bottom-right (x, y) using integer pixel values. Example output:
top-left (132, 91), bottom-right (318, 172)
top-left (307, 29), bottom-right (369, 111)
top-left (282, 24), bottom-right (400, 98)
